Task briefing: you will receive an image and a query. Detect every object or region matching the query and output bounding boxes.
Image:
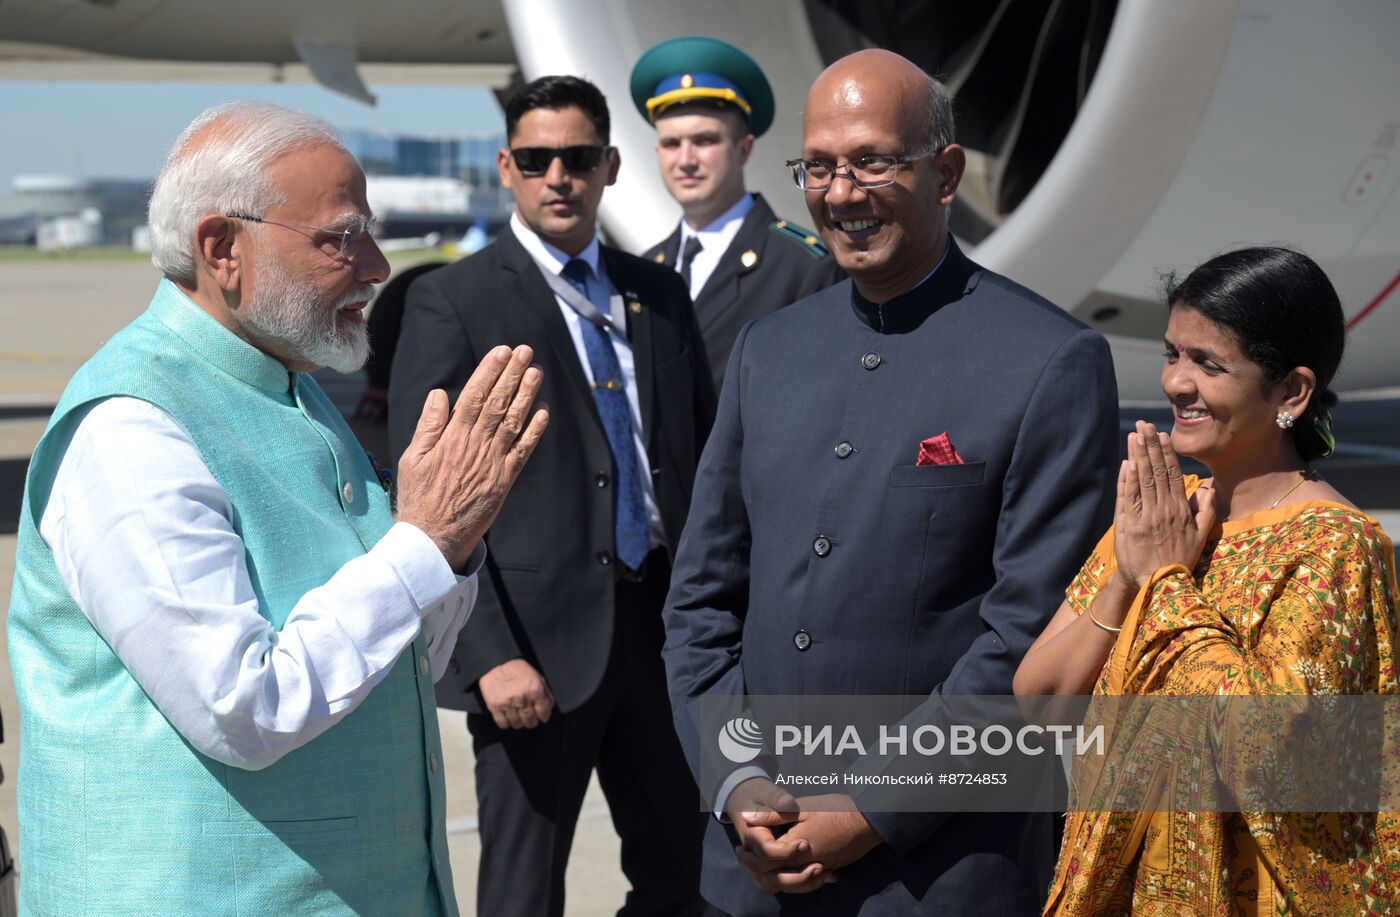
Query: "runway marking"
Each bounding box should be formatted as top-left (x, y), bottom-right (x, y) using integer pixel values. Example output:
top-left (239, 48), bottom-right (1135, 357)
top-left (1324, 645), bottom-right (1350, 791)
top-left (0, 392), bottom-right (62, 406)
top-left (1338, 386), bottom-right (1400, 401)
top-left (446, 802), bottom-right (612, 837)
top-left (0, 351), bottom-right (77, 364)
top-left (1326, 442), bottom-right (1400, 464)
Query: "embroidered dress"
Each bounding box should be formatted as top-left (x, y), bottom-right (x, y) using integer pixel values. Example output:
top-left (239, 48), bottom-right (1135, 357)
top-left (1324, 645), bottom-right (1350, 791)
top-left (1045, 476), bottom-right (1400, 916)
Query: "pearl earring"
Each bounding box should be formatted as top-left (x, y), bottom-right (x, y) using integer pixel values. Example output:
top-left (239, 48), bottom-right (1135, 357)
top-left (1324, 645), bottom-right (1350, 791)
top-left (1276, 410), bottom-right (1295, 429)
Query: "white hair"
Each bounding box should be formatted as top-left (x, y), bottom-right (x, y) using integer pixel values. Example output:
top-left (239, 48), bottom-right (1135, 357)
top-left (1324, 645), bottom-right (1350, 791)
top-left (147, 101), bottom-right (344, 283)
top-left (925, 76), bottom-right (956, 153)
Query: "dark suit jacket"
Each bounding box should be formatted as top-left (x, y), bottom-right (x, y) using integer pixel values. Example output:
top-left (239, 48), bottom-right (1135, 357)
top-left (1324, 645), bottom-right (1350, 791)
top-left (363, 261), bottom-right (447, 390)
top-left (644, 193), bottom-right (843, 389)
top-left (662, 240), bottom-right (1118, 915)
top-left (389, 228), bottom-right (716, 714)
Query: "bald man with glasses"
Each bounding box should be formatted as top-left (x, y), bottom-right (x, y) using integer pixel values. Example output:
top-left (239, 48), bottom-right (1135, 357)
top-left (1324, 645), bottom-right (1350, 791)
top-left (389, 75), bottom-right (716, 917)
top-left (661, 49), bottom-right (1119, 915)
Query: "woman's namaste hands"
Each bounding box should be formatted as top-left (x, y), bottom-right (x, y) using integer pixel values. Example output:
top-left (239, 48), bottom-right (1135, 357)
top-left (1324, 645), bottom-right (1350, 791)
top-left (1114, 421), bottom-right (1217, 589)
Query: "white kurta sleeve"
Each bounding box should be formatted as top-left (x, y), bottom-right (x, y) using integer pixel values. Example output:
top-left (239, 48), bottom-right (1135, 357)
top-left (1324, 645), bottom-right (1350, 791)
top-left (40, 396), bottom-right (478, 770)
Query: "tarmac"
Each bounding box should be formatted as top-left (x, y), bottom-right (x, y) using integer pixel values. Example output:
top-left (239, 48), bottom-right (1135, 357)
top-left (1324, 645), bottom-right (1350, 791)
top-left (1, 255), bottom-right (1397, 914)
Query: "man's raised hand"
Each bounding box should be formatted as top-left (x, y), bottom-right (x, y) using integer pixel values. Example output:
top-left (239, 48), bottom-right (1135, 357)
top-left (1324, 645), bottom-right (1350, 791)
top-left (396, 345), bottom-right (549, 569)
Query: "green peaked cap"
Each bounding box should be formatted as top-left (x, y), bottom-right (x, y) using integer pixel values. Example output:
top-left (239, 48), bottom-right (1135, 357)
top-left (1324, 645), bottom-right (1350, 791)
top-left (630, 35), bottom-right (775, 138)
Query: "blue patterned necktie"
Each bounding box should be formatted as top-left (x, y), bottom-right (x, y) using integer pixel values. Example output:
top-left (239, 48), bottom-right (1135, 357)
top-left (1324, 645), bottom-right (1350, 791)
top-left (561, 258), bottom-right (650, 571)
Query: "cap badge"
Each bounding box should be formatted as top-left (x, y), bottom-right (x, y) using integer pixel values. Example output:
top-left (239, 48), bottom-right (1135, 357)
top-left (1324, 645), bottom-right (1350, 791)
top-left (680, 73), bottom-right (694, 89)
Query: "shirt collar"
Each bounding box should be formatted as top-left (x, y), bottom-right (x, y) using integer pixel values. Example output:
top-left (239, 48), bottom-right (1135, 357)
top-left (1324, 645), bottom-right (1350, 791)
top-left (909, 237), bottom-right (951, 290)
top-left (680, 192), bottom-right (755, 246)
top-left (510, 212), bottom-right (602, 279)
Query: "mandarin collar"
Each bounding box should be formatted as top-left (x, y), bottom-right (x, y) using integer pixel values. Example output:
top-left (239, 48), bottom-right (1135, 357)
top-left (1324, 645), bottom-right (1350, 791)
top-left (850, 237), bottom-right (978, 333)
top-left (148, 278), bottom-right (295, 395)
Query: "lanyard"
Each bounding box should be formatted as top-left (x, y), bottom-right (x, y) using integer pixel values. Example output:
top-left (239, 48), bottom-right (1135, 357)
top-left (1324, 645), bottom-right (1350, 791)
top-left (534, 258), bottom-right (629, 338)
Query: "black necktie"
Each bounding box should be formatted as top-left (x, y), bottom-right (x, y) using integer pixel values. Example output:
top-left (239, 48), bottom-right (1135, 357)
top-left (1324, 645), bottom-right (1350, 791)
top-left (679, 236), bottom-right (703, 290)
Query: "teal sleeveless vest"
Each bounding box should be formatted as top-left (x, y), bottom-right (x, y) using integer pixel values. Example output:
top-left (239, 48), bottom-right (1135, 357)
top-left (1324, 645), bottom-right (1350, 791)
top-left (8, 280), bottom-right (456, 916)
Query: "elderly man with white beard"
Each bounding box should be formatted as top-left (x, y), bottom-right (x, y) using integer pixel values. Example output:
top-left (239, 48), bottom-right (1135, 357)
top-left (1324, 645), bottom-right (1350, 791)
top-left (7, 102), bottom-right (549, 917)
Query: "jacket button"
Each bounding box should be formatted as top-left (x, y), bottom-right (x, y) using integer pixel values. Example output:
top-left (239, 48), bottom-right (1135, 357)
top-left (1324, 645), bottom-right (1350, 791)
top-left (813, 536), bottom-right (831, 557)
top-left (793, 630), bottom-right (812, 651)
top-left (862, 351), bottom-right (881, 370)
top-left (418, 655), bottom-right (430, 677)
top-left (596, 472), bottom-right (610, 488)
top-left (835, 441), bottom-right (854, 459)
top-left (429, 752), bottom-right (439, 773)
top-left (598, 551), bottom-right (613, 566)
top-left (342, 481), bottom-right (355, 503)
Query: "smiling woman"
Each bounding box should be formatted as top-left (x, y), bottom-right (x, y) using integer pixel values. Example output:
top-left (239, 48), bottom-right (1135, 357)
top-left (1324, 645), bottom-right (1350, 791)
top-left (1015, 246), bottom-right (1400, 916)
top-left (1162, 247), bottom-right (1345, 471)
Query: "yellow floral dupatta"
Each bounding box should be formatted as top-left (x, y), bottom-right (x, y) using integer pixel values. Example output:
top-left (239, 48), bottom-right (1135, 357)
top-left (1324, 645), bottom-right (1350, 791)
top-left (1044, 476), bottom-right (1400, 916)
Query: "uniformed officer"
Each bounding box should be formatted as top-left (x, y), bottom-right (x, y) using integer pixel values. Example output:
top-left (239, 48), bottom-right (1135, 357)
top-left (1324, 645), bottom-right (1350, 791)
top-left (632, 35), bottom-right (843, 389)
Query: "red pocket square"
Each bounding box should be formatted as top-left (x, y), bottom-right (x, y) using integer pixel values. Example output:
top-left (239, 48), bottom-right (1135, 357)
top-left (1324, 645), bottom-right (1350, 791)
top-left (917, 433), bottom-right (965, 466)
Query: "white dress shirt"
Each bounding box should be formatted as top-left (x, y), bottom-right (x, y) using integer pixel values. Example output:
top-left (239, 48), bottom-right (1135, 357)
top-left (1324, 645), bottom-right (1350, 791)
top-left (39, 396), bottom-right (482, 771)
top-left (679, 192), bottom-right (755, 300)
top-left (509, 214), bottom-right (665, 547)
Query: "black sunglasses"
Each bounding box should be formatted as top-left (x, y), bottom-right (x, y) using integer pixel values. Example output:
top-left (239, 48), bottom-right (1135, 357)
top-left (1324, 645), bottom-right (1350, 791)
top-left (509, 145), bottom-right (610, 177)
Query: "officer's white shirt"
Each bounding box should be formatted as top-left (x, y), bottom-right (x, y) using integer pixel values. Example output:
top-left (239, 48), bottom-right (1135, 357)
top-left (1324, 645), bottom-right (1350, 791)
top-left (509, 213), bottom-right (665, 547)
top-left (39, 395), bottom-right (483, 770)
top-left (678, 192), bottom-right (755, 301)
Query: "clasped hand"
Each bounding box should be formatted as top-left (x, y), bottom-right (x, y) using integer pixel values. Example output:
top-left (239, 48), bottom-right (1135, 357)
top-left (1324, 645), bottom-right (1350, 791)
top-left (726, 779), bottom-right (882, 895)
top-left (478, 657), bottom-right (554, 730)
top-left (1113, 421), bottom-right (1216, 589)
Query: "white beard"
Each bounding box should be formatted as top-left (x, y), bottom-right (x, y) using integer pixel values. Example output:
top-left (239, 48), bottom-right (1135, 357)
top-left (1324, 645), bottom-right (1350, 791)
top-left (240, 257), bottom-right (375, 373)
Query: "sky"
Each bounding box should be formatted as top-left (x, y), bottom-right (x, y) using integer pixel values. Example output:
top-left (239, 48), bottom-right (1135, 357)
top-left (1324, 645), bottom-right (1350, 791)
top-left (0, 79), bottom-right (506, 191)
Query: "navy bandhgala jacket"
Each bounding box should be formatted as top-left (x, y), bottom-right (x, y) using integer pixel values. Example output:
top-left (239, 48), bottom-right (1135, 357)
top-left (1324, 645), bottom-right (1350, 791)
top-left (663, 239), bottom-right (1119, 916)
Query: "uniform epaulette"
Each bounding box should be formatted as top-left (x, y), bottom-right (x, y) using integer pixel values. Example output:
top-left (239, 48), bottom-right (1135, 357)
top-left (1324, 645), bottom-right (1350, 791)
top-left (769, 220), bottom-right (828, 259)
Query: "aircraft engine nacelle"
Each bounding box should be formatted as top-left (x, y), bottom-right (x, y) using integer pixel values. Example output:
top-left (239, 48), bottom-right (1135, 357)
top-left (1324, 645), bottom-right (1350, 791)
top-left (505, 0), bottom-right (1400, 399)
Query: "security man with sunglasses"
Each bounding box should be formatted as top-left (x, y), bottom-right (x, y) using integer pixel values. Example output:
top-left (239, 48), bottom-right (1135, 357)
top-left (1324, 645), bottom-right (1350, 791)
top-left (634, 36), bottom-right (843, 390)
top-left (388, 75), bottom-right (716, 917)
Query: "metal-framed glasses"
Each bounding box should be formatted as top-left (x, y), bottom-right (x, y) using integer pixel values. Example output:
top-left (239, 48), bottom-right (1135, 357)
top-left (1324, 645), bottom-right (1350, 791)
top-left (785, 150), bottom-right (940, 192)
top-left (509, 145), bottom-right (611, 177)
top-left (225, 211), bottom-right (377, 261)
